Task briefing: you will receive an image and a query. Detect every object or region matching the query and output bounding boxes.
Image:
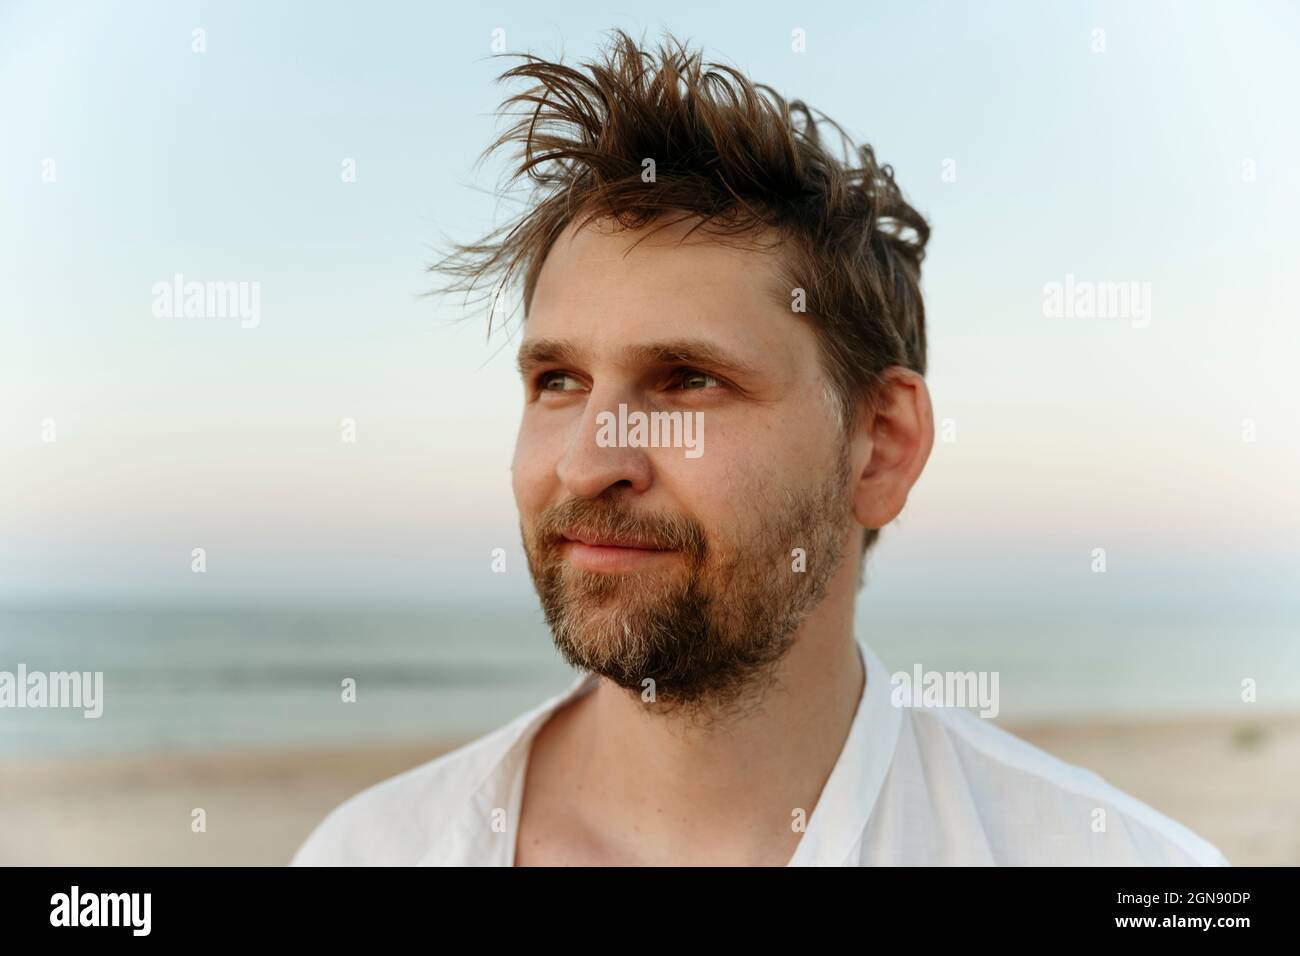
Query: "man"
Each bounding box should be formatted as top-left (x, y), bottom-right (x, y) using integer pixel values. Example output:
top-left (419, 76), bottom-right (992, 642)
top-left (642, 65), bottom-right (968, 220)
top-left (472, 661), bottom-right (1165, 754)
top-left (292, 30), bottom-right (1227, 866)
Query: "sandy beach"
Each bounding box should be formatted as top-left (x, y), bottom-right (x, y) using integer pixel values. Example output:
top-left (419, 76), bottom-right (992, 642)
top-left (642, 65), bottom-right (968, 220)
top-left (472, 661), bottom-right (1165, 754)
top-left (2, 713), bottom-right (1296, 866)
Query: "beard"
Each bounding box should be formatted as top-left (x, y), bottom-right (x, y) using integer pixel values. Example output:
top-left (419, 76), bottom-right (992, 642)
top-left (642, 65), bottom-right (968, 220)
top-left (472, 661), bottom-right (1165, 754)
top-left (521, 445), bottom-right (853, 722)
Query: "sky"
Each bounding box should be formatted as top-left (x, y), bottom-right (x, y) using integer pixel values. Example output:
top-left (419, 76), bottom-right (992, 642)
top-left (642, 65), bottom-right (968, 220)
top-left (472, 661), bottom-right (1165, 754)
top-left (1, 0), bottom-right (1297, 612)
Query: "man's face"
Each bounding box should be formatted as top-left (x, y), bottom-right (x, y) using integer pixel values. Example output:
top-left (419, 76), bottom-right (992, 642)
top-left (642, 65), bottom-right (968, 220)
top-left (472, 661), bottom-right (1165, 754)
top-left (513, 214), bottom-right (856, 717)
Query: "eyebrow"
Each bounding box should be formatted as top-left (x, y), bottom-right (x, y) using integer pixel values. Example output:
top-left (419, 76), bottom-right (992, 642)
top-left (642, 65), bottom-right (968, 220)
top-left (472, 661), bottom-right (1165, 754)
top-left (516, 338), bottom-right (762, 380)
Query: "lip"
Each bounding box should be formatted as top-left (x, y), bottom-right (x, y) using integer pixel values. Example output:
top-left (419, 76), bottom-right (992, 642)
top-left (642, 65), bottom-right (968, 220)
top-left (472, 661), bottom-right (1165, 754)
top-left (560, 535), bottom-right (677, 572)
top-left (563, 531), bottom-right (665, 549)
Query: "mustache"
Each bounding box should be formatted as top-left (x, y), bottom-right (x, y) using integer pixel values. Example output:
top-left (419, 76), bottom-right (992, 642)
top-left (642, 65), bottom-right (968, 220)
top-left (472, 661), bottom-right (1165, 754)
top-left (532, 495), bottom-right (708, 560)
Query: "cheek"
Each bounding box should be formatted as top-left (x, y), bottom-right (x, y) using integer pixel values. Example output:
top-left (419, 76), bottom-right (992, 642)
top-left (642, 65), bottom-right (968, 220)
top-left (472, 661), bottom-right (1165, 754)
top-left (673, 407), bottom-right (838, 533)
top-left (660, 450), bottom-right (766, 546)
top-left (511, 418), bottom-right (556, 520)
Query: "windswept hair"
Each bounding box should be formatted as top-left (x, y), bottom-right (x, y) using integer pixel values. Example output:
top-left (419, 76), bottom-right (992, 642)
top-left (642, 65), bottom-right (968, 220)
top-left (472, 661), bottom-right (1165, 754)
top-left (431, 28), bottom-right (931, 555)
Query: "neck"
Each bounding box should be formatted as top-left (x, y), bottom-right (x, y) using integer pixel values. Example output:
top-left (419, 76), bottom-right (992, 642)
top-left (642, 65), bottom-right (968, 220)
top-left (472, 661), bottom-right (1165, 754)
top-left (551, 561), bottom-right (866, 865)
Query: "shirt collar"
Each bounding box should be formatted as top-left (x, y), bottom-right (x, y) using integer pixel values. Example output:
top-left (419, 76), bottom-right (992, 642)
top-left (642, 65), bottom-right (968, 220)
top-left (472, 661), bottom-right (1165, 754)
top-left (786, 639), bottom-right (902, 865)
top-left (425, 637), bottom-right (900, 866)
top-left (421, 668), bottom-right (598, 866)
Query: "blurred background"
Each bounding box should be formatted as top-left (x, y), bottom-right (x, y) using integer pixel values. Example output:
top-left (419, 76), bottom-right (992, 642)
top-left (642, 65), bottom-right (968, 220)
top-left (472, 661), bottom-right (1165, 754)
top-left (2, 0), bottom-right (1297, 865)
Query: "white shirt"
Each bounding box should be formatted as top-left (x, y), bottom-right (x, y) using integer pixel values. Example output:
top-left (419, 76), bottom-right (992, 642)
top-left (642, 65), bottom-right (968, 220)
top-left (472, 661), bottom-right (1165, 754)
top-left (291, 639), bottom-right (1230, 866)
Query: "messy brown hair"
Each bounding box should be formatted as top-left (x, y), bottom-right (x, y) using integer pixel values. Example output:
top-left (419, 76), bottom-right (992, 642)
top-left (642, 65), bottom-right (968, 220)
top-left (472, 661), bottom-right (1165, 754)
top-left (431, 28), bottom-right (930, 557)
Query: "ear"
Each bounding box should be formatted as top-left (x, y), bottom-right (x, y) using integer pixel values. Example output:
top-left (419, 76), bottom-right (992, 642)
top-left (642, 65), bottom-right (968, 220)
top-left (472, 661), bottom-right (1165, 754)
top-left (849, 367), bottom-right (934, 531)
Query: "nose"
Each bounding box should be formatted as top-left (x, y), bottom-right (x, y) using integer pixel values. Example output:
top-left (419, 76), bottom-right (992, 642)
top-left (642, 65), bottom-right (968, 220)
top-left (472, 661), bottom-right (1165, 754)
top-left (555, 391), bottom-right (653, 499)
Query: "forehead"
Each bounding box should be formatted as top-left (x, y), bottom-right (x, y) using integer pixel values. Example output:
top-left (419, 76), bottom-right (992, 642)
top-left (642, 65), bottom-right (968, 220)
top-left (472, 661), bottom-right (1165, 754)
top-left (524, 213), bottom-right (803, 360)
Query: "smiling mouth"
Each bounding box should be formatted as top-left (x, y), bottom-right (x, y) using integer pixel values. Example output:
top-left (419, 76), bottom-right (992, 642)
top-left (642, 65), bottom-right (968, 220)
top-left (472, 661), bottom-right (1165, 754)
top-left (562, 531), bottom-right (666, 550)
top-left (559, 533), bottom-right (678, 572)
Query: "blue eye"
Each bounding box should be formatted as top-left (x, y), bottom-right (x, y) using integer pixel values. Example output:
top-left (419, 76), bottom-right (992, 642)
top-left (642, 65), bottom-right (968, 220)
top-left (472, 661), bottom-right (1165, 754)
top-left (539, 371), bottom-right (581, 391)
top-left (534, 369), bottom-right (721, 394)
top-left (678, 370), bottom-right (720, 390)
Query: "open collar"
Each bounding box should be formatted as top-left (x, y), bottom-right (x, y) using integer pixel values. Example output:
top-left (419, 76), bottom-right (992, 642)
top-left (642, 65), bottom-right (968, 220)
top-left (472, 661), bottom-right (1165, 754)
top-left (424, 638), bottom-right (900, 866)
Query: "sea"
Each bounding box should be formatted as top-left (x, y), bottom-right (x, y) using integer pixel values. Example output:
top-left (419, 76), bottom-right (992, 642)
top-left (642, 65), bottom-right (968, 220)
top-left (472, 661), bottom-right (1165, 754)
top-left (1, 602), bottom-right (1297, 757)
